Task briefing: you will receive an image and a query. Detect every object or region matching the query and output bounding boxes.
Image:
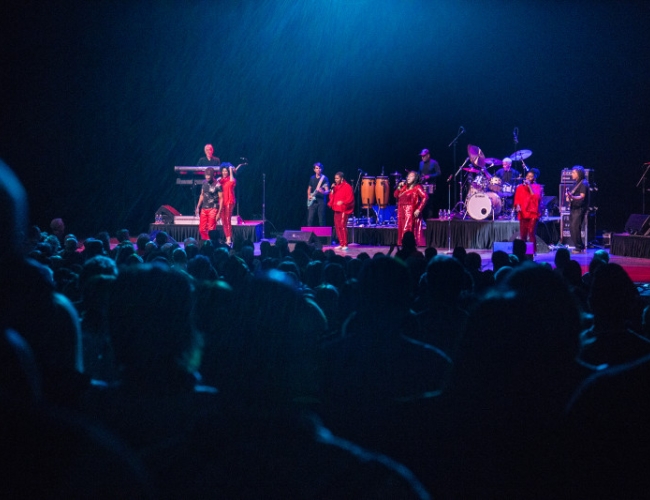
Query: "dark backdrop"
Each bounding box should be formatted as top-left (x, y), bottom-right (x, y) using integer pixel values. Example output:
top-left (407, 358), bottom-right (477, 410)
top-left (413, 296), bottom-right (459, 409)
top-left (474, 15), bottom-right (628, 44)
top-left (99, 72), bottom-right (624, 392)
top-left (2, 0), bottom-right (649, 238)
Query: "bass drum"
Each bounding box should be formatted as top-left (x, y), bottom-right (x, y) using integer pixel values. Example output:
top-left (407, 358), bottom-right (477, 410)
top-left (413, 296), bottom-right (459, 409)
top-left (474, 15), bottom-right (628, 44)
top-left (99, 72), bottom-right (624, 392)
top-left (361, 177), bottom-right (376, 208)
top-left (466, 192), bottom-right (502, 220)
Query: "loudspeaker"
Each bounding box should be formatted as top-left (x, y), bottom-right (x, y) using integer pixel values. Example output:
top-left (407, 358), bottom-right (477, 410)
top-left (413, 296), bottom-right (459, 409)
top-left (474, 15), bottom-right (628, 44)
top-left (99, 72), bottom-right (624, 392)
top-left (283, 230), bottom-right (317, 244)
top-left (624, 214), bottom-right (650, 235)
top-left (155, 205), bottom-right (181, 224)
top-left (301, 226), bottom-right (332, 245)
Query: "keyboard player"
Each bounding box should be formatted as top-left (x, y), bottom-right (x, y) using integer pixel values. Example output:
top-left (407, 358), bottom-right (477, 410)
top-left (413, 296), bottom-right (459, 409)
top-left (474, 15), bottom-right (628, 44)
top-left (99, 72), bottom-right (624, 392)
top-left (197, 144), bottom-right (221, 167)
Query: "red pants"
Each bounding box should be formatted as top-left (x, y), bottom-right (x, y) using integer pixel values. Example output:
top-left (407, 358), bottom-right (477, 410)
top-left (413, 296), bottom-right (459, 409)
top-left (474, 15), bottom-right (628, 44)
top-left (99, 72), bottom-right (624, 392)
top-left (333, 212), bottom-right (350, 246)
top-left (199, 208), bottom-right (218, 241)
top-left (220, 204), bottom-right (234, 240)
top-left (519, 217), bottom-right (538, 247)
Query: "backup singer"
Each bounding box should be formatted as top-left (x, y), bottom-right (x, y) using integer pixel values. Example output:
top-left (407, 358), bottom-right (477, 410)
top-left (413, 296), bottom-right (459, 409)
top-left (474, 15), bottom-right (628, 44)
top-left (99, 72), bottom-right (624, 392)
top-left (514, 170), bottom-right (543, 248)
top-left (219, 163), bottom-right (236, 247)
top-left (195, 167), bottom-right (222, 242)
top-left (307, 163), bottom-right (330, 226)
top-left (328, 171), bottom-right (354, 250)
top-left (394, 171), bottom-right (428, 246)
top-left (566, 165), bottom-right (589, 253)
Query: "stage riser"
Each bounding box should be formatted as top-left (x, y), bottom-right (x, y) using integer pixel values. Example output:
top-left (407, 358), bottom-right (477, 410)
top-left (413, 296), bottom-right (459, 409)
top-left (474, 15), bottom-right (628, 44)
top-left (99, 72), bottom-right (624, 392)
top-left (149, 223), bottom-right (263, 246)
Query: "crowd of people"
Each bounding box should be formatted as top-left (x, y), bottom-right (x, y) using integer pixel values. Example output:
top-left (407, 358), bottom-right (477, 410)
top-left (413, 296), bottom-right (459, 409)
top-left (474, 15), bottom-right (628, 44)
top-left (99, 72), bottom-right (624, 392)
top-left (3, 157), bottom-right (650, 497)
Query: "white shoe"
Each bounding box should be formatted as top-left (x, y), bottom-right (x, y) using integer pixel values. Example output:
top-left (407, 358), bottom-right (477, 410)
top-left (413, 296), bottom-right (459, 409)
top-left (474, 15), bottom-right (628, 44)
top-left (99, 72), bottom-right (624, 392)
top-left (333, 245), bottom-right (342, 249)
top-left (341, 246), bottom-right (348, 251)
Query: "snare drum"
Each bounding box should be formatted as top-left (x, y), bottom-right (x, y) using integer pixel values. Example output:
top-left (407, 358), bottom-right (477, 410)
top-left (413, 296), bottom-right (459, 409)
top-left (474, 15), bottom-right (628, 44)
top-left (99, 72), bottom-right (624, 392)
top-left (466, 192), bottom-right (502, 220)
top-left (488, 176), bottom-right (502, 193)
top-left (361, 177), bottom-right (376, 208)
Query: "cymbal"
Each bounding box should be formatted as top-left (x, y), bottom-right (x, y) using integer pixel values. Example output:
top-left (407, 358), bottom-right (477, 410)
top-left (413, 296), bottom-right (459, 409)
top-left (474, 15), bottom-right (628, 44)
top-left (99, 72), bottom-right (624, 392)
top-left (485, 157), bottom-right (503, 166)
top-left (463, 167), bottom-right (480, 174)
top-left (510, 149), bottom-right (532, 161)
top-left (467, 144), bottom-right (485, 168)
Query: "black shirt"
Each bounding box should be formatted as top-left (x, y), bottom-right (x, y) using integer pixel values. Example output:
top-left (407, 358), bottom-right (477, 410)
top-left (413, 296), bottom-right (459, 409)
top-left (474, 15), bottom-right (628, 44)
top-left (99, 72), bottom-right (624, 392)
top-left (308, 175), bottom-right (329, 201)
top-left (571, 180), bottom-right (589, 209)
top-left (201, 180), bottom-right (222, 209)
top-left (198, 157), bottom-right (221, 167)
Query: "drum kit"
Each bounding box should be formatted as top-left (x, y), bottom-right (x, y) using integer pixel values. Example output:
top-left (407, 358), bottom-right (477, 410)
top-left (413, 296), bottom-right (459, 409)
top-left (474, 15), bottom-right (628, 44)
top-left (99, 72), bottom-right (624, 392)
top-left (460, 144), bottom-right (533, 220)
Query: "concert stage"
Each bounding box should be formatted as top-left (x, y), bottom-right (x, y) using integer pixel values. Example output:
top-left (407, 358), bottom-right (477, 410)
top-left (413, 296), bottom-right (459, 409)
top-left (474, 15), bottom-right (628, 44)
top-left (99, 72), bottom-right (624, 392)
top-left (344, 218), bottom-right (560, 251)
top-left (149, 221), bottom-right (264, 247)
top-left (611, 233), bottom-right (650, 259)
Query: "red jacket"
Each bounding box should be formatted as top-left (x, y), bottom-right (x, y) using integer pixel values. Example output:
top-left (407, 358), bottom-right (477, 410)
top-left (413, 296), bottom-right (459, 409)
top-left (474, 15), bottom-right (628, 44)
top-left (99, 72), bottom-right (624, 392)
top-left (514, 182), bottom-right (543, 219)
top-left (328, 181), bottom-right (354, 214)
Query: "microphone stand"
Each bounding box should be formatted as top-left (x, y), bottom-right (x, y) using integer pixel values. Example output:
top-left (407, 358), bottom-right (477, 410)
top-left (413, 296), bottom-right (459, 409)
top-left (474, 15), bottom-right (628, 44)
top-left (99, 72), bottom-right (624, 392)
top-left (448, 127), bottom-right (465, 207)
top-left (262, 172), bottom-right (266, 239)
top-left (636, 163), bottom-right (650, 214)
top-left (353, 169), bottom-right (364, 225)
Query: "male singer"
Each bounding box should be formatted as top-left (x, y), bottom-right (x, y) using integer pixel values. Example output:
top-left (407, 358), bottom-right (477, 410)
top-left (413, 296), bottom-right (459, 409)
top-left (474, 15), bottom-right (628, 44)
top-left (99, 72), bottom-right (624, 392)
top-left (195, 167), bottom-right (222, 242)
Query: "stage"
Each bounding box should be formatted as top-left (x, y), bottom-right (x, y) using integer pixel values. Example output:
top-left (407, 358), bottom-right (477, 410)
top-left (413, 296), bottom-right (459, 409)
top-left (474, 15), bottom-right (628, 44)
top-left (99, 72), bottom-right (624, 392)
top-left (149, 221), bottom-right (264, 247)
top-left (342, 217), bottom-right (561, 251)
top-left (611, 233), bottom-right (650, 259)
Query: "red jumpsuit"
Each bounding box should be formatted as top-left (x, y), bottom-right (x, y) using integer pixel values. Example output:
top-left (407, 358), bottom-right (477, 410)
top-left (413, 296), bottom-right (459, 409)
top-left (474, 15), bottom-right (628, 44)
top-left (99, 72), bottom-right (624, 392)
top-left (328, 180), bottom-right (354, 247)
top-left (394, 183), bottom-right (428, 246)
top-left (219, 175), bottom-right (237, 240)
top-left (513, 182), bottom-right (543, 246)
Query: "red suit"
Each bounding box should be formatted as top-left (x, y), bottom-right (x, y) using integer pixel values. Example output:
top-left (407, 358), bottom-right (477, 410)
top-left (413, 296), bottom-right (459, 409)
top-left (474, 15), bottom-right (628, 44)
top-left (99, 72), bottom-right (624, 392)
top-left (219, 176), bottom-right (237, 240)
top-left (394, 183), bottom-right (428, 246)
top-left (328, 180), bottom-right (354, 247)
top-left (513, 182), bottom-right (543, 246)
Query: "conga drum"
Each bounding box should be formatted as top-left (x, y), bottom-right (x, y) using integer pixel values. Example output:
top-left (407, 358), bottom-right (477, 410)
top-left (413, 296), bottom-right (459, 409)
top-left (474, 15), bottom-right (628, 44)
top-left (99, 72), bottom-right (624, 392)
top-left (375, 176), bottom-right (390, 208)
top-left (361, 176), bottom-right (376, 208)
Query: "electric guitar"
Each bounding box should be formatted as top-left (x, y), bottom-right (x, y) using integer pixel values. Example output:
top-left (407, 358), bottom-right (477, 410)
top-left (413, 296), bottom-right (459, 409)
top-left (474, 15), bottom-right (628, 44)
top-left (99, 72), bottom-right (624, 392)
top-left (307, 175), bottom-right (326, 207)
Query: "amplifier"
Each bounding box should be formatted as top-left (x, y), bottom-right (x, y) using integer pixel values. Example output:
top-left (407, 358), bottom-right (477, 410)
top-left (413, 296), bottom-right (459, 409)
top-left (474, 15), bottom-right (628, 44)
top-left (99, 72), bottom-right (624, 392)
top-left (560, 168), bottom-right (595, 183)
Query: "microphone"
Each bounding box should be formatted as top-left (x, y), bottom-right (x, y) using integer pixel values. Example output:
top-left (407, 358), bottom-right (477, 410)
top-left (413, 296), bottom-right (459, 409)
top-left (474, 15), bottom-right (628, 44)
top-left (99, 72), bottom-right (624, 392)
top-left (447, 175), bottom-right (453, 183)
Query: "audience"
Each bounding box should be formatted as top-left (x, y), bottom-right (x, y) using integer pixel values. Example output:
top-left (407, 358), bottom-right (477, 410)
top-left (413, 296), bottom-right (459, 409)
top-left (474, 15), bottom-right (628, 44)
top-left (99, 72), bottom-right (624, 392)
top-left (4, 158), bottom-right (650, 497)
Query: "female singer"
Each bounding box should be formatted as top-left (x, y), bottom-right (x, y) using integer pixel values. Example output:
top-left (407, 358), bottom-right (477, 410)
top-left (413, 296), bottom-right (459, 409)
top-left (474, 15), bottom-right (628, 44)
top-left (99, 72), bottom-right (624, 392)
top-left (514, 169), bottom-right (543, 249)
top-left (394, 171), bottom-right (428, 246)
top-left (218, 163), bottom-right (236, 247)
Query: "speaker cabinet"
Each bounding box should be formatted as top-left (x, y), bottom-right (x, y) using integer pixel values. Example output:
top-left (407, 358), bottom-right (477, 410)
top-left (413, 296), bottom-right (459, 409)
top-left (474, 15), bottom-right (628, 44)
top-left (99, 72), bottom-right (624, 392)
top-left (155, 205), bottom-right (181, 224)
top-left (624, 214), bottom-right (650, 235)
top-left (301, 226), bottom-right (332, 245)
top-left (560, 212), bottom-right (589, 246)
top-left (283, 230), bottom-right (317, 244)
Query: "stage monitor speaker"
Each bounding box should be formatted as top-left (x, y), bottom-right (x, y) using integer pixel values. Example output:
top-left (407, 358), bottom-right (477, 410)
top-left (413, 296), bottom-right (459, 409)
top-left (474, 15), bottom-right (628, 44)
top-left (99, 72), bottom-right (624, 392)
top-left (624, 214), bottom-right (650, 235)
top-left (155, 205), bottom-right (181, 224)
top-left (282, 229), bottom-right (320, 251)
top-left (301, 226), bottom-right (332, 245)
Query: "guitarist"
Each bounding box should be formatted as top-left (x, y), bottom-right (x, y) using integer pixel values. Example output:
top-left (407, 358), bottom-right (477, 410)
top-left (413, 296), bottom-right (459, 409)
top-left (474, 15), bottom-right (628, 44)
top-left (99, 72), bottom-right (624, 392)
top-left (307, 162), bottom-right (330, 226)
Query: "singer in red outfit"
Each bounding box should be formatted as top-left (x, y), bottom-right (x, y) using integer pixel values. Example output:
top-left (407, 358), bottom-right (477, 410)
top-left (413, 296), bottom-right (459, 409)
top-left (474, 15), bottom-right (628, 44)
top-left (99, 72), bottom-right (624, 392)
top-left (218, 163), bottom-right (237, 246)
top-left (513, 170), bottom-right (543, 248)
top-left (328, 171), bottom-right (355, 250)
top-left (394, 171), bottom-right (428, 246)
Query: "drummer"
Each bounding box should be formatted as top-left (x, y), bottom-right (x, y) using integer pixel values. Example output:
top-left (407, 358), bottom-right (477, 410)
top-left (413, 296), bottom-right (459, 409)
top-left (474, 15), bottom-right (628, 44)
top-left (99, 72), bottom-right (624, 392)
top-left (418, 148), bottom-right (441, 218)
top-left (495, 157), bottom-right (521, 185)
